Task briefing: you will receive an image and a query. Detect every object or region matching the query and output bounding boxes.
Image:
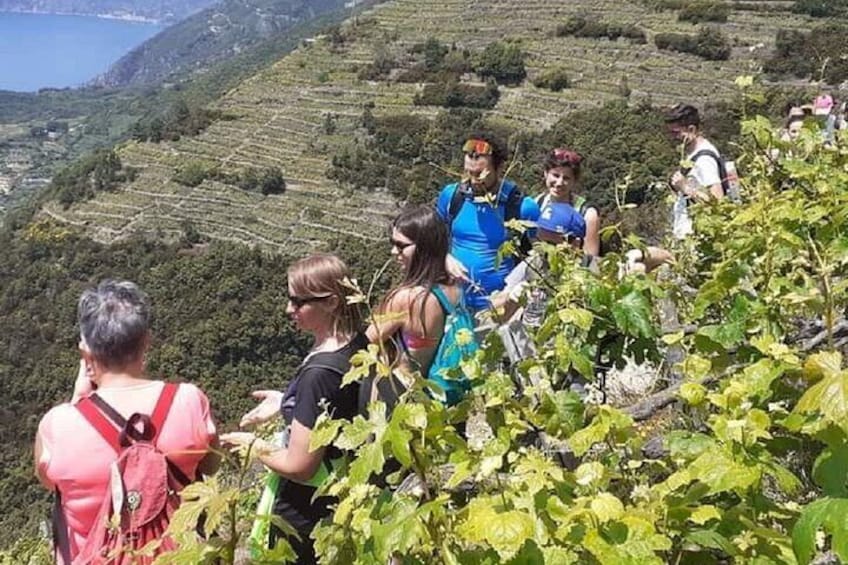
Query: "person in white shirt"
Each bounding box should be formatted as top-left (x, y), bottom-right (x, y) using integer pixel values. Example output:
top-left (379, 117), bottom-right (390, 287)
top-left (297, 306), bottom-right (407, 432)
top-left (664, 104), bottom-right (725, 239)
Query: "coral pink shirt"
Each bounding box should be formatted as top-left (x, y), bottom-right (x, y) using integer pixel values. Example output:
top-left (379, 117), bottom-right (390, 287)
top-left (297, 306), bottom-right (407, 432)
top-left (37, 381), bottom-right (217, 562)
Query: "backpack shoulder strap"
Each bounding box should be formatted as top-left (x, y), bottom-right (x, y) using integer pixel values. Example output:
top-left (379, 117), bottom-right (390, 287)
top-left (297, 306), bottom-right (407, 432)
top-left (76, 396), bottom-right (122, 453)
top-left (52, 490), bottom-right (72, 565)
top-left (535, 193), bottom-right (548, 208)
top-left (150, 382), bottom-right (179, 441)
top-left (573, 194), bottom-right (587, 215)
top-left (430, 285), bottom-right (456, 316)
top-left (690, 149), bottom-right (728, 195)
top-left (447, 183), bottom-right (466, 224)
top-left (503, 183), bottom-right (524, 222)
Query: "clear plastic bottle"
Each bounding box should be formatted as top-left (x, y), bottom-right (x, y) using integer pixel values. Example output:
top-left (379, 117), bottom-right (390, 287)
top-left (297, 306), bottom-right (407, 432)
top-left (522, 287), bottom-right (547, 328)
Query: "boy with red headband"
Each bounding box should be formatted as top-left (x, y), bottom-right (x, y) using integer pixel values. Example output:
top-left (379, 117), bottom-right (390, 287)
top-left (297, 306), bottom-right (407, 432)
top-left (435, 132), bottom-right (540, 311)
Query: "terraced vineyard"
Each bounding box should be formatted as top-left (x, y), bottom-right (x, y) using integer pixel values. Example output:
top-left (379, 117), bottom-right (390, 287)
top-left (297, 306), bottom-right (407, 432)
top-left (40, 0), bottom-right (811, 251)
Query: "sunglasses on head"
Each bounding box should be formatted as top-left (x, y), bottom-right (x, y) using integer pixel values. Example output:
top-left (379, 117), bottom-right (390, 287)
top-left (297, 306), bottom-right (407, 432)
top-left (390, 237), bottom-right (414, 251)
top-left (551, 148), bottom-right (582, 166)
top-left (288, 294), bottom-right (331, 308)
top-left (462, 139), bottom-right (493, 157)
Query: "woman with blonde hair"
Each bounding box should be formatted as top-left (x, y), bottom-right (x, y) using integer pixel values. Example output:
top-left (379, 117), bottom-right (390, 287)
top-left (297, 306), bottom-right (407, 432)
top-left (222, 253), bottom-right (367, 564)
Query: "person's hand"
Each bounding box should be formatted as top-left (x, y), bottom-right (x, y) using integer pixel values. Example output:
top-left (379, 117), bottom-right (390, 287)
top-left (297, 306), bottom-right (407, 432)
top-left (71, 358), bottom-right (94, 404)
top-left (670, 171), bottom-right (686, 192)
top-left (220, 431), bottom-right (274, 459)
top-left (507, 280), bottom-right (529, 303)
top-left (445, 254), bottom-right (470, 283)
top-left (239, 390), bottom-right (283, 428)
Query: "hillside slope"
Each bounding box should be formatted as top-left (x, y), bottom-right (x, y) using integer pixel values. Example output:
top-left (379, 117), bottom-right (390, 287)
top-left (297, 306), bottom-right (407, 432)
top-left (41, 0), bottom-right (812, 250)
top-left (97, 0), bottom-right (353, 86)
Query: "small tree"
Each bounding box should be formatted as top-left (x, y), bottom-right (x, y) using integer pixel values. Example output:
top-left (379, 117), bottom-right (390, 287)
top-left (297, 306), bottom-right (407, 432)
top-left (476, 41), bottom-right (527, 86)
top-left (532, 67), bottom-right (570, 92)
top-left (259, 168), bottom-right (286, 195)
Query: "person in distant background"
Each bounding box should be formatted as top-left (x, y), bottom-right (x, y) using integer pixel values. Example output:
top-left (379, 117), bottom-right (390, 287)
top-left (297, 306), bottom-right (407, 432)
top-left (665, 104), bottom-right (725, 239)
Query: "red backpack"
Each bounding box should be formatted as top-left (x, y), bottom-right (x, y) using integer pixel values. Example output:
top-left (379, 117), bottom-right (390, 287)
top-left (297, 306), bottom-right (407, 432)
top-left (69, 383), bottom-right (191, 564)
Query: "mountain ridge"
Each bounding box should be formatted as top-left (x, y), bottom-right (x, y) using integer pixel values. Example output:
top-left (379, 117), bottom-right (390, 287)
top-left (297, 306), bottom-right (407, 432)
top-left (95, 0), bottom-right (353, 87)
top-left (0, 0), bottom-right (217, 23)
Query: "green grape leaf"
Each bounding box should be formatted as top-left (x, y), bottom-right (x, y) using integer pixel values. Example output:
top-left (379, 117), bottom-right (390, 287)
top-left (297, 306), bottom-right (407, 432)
top-left (348, 441), bottom-right (386, 485)
top-left (590, 493), bottom-right (624, 523)
top-left (803, 351), bottom-right (843, 382)
top-left (689, 505), bottom-right (721, 525)
top-left (684, 529), bottom-right (738, 556)
top-left (794, 370), bottom-right (848, 435)
top-left (310, 415), bottom-right (344, 450)
top-left (792, 497), bottom-right (848, 565)
top-left (611, 290), bottom-right (655, 338)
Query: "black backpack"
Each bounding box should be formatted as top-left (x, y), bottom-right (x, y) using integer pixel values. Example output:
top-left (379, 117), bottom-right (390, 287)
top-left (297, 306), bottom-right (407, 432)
top-left (684, 149), bottom-right (730, 197)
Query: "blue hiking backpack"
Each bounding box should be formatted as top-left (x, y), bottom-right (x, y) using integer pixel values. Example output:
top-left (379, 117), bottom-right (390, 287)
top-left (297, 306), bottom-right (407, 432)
top-left (428, 286), bottom-right (479, 406)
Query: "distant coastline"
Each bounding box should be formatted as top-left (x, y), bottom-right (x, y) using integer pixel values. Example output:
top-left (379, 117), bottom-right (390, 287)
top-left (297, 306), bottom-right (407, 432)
top-left (0, 9), bottom-right (160, 24)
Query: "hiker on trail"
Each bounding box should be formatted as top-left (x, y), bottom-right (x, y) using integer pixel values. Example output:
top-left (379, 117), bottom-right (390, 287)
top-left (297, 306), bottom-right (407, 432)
top-left (34, 280), bottom-right (220, 564)
top-left (489, 200), bottom-right (587, 363)
top-left (665, 104), bottom-right (726, 239)
top-left (368, 205), bottom-right (476, 406)
top-left (222, 254), bottom-right (368, 565)
top-left (436, 132), bottom-right (540, 312)
top-left (535, 148), bottom-right (600, 263)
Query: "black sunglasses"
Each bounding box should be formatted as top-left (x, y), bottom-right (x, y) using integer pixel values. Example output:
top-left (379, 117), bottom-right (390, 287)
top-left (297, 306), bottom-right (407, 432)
top-left (288, 294), bottom-right (331, 308)
top-left (390, 238), bottom-right (414, 251)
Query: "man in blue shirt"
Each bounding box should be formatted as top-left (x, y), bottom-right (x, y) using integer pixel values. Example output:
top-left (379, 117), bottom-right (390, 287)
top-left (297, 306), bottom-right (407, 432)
top-left (436, 133), bottom-right (540, 311)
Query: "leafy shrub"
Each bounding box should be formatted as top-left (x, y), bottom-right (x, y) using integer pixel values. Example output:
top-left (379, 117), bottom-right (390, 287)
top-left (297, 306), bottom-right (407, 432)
top-left (678, 1), bottom-right (731, 23)
top-left (765, 24), bottom-right (848, 83)
top-left (413, 80), bottom-right (500, 109)
top-left (131, 99), bottom-right (224, 143)
top-left (357, 47), bottom-right (397, 81)
top-left (173, 159), bottom-right (218, 187)
top-left (410, 38), bottom-right (450, 70)
top-left (532, 67), bottom-right (570, 92)
top-left (655, 26), bottom-right (731, 60)
top-left (554, 16), bottom-right (647, 44)
top-left (257, 167), bottom-right (286, 195)
top-left (556, 16), bottom-right (647, 43)
top-left (791, 0), bottom-right (847, 16)
top-left (49, 149), bottom-right (137, 207)
top-left (475, 41), bottom-right (527, 86)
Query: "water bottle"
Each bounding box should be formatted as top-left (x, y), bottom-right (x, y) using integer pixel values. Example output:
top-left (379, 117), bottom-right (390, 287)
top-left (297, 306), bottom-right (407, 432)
top-left (522, 288), bottom-right (547, 328)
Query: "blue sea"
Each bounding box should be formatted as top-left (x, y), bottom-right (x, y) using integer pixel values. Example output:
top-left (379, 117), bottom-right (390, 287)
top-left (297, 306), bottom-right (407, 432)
top-left (0, 12), bottom-right (161, 92)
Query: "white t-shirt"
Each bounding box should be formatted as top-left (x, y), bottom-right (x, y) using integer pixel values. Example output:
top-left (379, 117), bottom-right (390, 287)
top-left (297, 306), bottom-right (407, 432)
top-left (672, 138), bottom-right (722, 239)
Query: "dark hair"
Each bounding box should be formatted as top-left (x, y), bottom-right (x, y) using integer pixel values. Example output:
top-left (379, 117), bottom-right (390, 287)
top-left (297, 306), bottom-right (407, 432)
top-left (544, 147), bottom-right (583, 178)
top-left (391, 205), bottom-right (450, 290)
top-left (665, 103), bottom-right (701, 127)
top-left (465, 130), bottom-right (508, 168)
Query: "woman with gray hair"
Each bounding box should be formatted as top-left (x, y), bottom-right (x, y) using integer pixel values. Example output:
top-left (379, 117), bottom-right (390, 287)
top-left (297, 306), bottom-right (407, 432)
top-left (34, 279), bottom-right (219, 564)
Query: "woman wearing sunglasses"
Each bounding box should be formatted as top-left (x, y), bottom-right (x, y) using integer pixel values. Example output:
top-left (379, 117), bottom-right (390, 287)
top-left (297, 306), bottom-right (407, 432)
top-left (536, 148), bottom-right (601, 261)
top-left (222, 253), bottom-right (367, 564)
top-left (367, 205), bottom-right (472, 405)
